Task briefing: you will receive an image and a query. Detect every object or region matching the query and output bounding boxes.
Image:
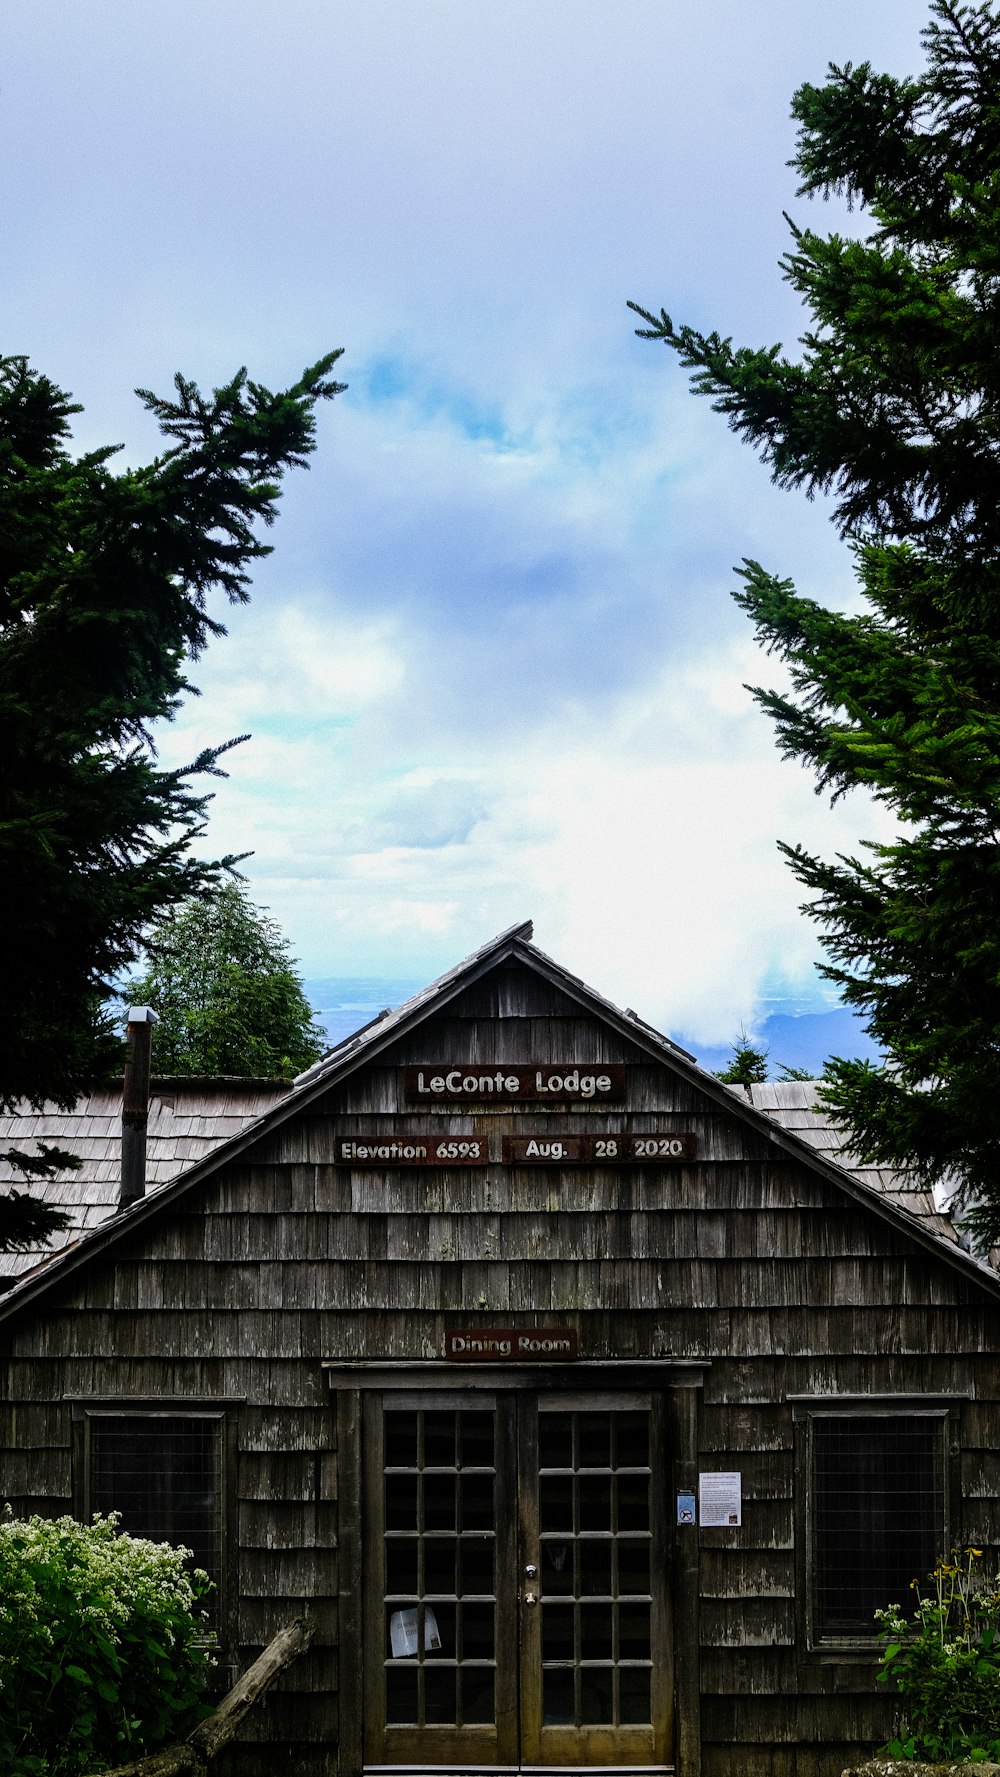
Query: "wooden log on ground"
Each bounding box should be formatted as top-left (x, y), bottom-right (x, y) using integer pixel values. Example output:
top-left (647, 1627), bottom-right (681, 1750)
top-left (90, 1616), bottom-right (314, 1777)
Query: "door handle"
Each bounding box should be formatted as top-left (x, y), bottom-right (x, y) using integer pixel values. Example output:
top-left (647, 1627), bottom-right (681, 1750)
top-left (524, 1592), bottom-right (538, 1606)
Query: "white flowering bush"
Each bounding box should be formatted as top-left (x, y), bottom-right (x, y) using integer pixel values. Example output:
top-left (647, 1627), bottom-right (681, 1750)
top-left (0, 1509), bottom-right (215, 1776)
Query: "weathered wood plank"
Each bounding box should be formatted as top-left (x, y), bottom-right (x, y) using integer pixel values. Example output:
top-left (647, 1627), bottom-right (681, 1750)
top-left (238, 1500), bottom-right (337, 1551)
top-left (237, 1547), bottom-right (337, 1598)
top-left (699, 1549), bottom-right (794, 1598)
top-left (700, 1598), bottom-right (795, 1646)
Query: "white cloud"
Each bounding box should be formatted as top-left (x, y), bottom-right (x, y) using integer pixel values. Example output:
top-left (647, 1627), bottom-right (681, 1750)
top-left (1, 0), bottom-right (926, 1039)
top-left (161, 586), bottom-right (894, 1043)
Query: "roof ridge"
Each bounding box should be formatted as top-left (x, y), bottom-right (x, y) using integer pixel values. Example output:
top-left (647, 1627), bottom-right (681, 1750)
top-left (293, 919), bottom-right (534, 1087)
top-left (1, 924), bottom-right (997, 1317)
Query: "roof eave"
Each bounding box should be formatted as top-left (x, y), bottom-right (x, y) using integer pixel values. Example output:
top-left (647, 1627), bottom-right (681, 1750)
top-left (2, 924), bottom-right (997, 1321)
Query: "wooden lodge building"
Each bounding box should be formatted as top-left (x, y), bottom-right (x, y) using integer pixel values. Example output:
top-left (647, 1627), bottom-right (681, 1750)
top-left (1, 920), bottom-right (999, 1777)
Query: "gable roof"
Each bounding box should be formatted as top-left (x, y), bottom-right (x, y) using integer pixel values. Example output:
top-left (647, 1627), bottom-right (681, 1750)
top-left (1, 919), bottom-right (997, 1322)
top-left (735, 1080), bottom-right (959, 1247)
top-left (0, 1078), bottom-right (294, 1285)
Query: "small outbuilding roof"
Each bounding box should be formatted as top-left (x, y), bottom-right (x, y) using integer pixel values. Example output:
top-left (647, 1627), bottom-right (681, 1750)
top-left (0, 1077), bottom-right (293, 1285)
top-left (732, 1080), bottom-right (959, 1247)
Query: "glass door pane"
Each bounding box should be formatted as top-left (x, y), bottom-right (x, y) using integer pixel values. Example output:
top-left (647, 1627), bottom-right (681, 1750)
top-left (520, 1397), bottom-right (671, 1768)
top-left (364, 1395), bottom-right (518, 1766)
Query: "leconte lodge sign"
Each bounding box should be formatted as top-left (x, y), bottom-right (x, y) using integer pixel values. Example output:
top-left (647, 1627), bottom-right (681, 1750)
top-left (329, 1064), bottom-right (699, 1167)
top-left (404, 1064), bottom-right (625, 1100)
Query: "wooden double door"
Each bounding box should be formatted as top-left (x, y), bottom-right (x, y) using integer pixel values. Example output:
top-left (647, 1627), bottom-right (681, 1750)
top-left (363, 1390), bottom-right (673, 1771)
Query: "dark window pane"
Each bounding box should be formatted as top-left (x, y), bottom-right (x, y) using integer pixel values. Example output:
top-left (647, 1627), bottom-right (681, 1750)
top-left (461, 1666), bottom-right (495, 1725)
top-left (423, 1665), bottom-right (457, 1724)
top-left (423, 1412), bottom-right (457, 1469)
top-left (460, 1538), bottom-right (494, 1595)
top-left (386, 1665), bottom-right (418, 1723)
top-left (543, 1667), bottom-right (575, 1726)
top-left (386, 1538), bottom-right (418, 1595)
top-left (423, 1539), bottom-right (457, 1595)
top-left (578, 1412), bottom-right (612, 1469)
top-left (579, 1539), bottom-right (612, 1597)
top-left (619, 1601), bottom-right (651, 1659)
top-left (617, 1539), bottom-right (650, 1595)
top-left (89, 1416), bottom-right (220, 1600)
top-left (424, 1475), bottom-right (457, 1531)
top-left (579, 1475), bottom-right (611, 1531)
top-left (460, 1472), bottom-right (494, 1531)
top-left (425, 1601), bottom-right (454, 1653)
top-left (542, 1602), bottom-right (574, 1660)
top-left (813, 1415), bottom-right (944, 1638)
top-left (459, 1412), bottom-right (494, 1469)
top-left (580, 1666), bottom-right (614, 1724)
top-left (540, 1412), bottom-right (573, 1470)
top-left (580, 1603), bottom-right (613, 1659)
top-left (540, 1475), bottom-right (574, 1532)
top-left (385, 1411), bottom-right (418, 1468)
top-left (617, 1473), bottom-right (650, 1531)
top-left (461, 1601), bottom-right (494, 1658)
top-left (619, 1665), bottom-right (651, 1724)
top-left (385, 1473), bottom-right (418, 1531)
top-left (615, 1413), bottom-right (649, 1469)
top-left (542, 1539), bottom-right (574, 1592)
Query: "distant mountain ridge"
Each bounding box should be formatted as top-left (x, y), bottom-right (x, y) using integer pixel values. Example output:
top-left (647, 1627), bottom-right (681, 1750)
top-left (302, 979), bottom-right (878, 1077)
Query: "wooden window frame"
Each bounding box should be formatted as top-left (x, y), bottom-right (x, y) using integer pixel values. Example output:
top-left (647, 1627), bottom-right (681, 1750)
top-left (791, 1395), bottom-right (963, 1659)
top-left (70, 1398), bottom-right (240, 1661)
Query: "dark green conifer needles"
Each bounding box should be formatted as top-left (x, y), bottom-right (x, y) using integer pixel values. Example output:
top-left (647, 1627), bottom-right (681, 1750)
top-left (0, 351), bottom-right (344, 1247)
top-left (632, 1), bottom-right (1000, 1245)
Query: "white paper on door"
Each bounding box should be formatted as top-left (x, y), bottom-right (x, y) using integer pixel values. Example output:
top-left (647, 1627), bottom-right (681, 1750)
top-left (389, 1606), bottom-right (442, 1658)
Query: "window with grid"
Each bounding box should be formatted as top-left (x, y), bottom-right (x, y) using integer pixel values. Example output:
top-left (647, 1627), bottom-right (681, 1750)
top-left (381, 1405), bottom-right (497, 1729)
top-left (88, 1415), bottom-right (223, 1615)
top-left (538, 1407), bottom-right (653, 1729)
top-left (810, 1413), bottom-right (947, 1641)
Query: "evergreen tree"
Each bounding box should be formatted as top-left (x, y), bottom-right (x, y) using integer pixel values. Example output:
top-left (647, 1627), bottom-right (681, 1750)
top-left (714, 1031), bottom-right (770, 1089)
top-left (0, 350), bottom-right (344, 1247)
top-left (129, 883), bottom-right (326, 1079)
top-left (631, 0), bottom-right (1000, 1243)
top-left (713, 1032), bottom-right (814, 1087)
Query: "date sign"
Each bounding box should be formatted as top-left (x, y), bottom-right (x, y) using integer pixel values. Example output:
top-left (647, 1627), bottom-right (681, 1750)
top-left (502, 1132), bottom-right (697, 1164)
top-left (337, 1135), bottom-right (487, 1166)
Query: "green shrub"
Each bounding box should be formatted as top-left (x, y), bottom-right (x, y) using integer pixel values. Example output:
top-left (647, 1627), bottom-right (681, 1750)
top-left (0, 1509), bottom-right (214, 1776)
top-left (877, 1547), bottom-right (1000, 1763)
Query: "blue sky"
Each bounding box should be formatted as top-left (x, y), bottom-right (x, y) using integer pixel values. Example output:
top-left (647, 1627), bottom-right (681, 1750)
top-left (2, 0), bottom-right (926, 1052)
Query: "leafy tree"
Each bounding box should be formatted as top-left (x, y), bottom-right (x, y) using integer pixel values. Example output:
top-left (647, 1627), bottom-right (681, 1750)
top-left (129, 882), bottom-right (326, 1078)
top-left (632, 0), bottom-right (1000, 1243)
top-left (0, 349), bottom-right (344, 1246)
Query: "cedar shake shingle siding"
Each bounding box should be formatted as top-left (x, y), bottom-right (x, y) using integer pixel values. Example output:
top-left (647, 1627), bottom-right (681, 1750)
top-left (0, 923), bottom-right (996, 1777)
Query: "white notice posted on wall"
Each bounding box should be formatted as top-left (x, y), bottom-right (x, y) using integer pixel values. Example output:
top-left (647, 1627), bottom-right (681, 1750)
top-left (699, 1471), bottom-right (742, 1527)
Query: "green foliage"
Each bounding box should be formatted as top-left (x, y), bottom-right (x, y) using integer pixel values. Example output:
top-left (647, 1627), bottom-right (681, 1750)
top-left (713, 1030), bottom-right (770, 1087)
top-left (0, 1510), bottom-right (215, 1775)
top-left (877, 1548), bottom-right (1000, 1763)
top-left (0, 347), bottom-right (343, 1247)
top-left (129, 880), bottom-right (326, 1078)
top-left (713, 1030), bottom-right (814, 1086)
top-left (0, 1147), bottom-right (80, 1253)
top-left (632, 1), bottom-right (1000, 1244)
